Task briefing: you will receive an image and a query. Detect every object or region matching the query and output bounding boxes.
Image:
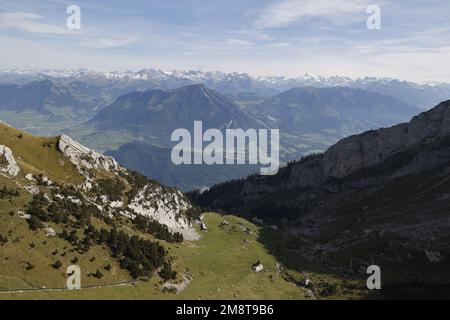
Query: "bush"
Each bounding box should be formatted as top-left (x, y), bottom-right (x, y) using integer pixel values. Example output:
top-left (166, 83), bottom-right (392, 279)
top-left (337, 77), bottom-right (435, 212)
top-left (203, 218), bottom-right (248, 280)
top-left (52, 260), bottom-right (63, 269)
top-left (159, 262), bottom-right (177, 281)
top-left (94, 178), bottom-right (126, 201)
top-left (28, 216), bottom-right (44, 231)
top-left (25, 262), bottom-right (35, 270)
top-left (0, 234), bottom-right (8, 244)
top-left (184, 206), bottom-right (202, 222)
top-left (92, 269), bottom-right (103, 279)
top-left (26, 193), bottom-right (50, 230)
top-left (0, 186), bottom-right (20, 199)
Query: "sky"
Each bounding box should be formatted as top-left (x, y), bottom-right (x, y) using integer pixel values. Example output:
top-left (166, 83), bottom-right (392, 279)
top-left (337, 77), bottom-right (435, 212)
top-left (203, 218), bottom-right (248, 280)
top-left (0, 0), bottom-right (449, 82)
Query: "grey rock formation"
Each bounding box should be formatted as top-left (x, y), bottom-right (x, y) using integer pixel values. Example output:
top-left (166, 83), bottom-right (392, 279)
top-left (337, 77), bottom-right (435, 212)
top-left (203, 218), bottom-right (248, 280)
top-left (58, 134), bottom-right (120, 172)
top-left (241, 100), bottom-right (450, 198)
top-left (322, 100), bottom-right (450, 178)
top-left (57, 134), bottom-right (198, 238)
top-left (0, 144), bottom-right (20, 176)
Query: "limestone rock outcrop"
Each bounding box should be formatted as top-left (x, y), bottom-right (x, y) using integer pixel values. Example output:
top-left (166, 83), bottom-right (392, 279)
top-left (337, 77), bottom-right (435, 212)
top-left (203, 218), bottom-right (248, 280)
top-left (57, 134), bottom-right (198, 238)
top-left (242, 100), bottom-right (450, 198)
top-left (58, 135), bottom-right (120, 172)
top-left (0, 144), bottom-right (20, 176)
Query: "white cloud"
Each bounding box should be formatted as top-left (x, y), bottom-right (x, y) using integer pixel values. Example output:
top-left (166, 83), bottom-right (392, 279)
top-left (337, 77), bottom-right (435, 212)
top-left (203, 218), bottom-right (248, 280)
top-left (225, 38), bottom-right (253, 46)
top-left (266, 42), bottom-right (292, 48)
top-left (0, 11), bottom-right (137, 49)
top-left (81, 35), bottom-right (139, 49)
top-left (0, 12), bottom-right (75, 35)
top-left (254, 0), bottom-right (369, 29)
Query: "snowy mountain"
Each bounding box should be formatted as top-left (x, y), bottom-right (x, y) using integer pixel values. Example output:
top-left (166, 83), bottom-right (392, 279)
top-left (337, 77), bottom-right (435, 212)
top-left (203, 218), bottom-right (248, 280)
top-left (2, 68), bottom-right (449, 109)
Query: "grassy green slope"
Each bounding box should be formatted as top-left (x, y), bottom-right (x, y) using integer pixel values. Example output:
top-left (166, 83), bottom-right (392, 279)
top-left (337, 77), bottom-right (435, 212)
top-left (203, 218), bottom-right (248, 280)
top-left (0, 213), bottom-right (368, 300)
top-left (0, 123), bottom-right (82, 184)
top-left (0, 213), bottom-right (299, 299)
top-left (0, 124), bottom-right (369, 300)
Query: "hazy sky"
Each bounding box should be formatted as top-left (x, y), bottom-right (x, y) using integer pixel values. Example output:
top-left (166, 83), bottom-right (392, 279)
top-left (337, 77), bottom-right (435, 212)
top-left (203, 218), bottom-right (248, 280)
top-left (0, 0), bottom-right (449, 82)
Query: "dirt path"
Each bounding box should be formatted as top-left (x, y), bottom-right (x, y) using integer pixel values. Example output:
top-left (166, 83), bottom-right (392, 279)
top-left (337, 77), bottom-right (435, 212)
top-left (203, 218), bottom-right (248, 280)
top-left (0, 280), bottom-right (139, 294)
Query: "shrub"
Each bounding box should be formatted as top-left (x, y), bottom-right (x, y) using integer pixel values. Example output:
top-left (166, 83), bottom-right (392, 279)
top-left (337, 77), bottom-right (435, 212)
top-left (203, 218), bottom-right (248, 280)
top-left (28, 216), bottom-right (44, 231)
top-left (92, 269), bottom-right (103, 279)
top-left (0, 186), bottom-right (20, 199)
top-left (94, 178), bottom-right (126, 201)
top-left (159, 262), bottom-right (177, 281)
top-left (25, 262), bottom-right (35, 270)
top-left (0, 234), bottom-right (8, 244)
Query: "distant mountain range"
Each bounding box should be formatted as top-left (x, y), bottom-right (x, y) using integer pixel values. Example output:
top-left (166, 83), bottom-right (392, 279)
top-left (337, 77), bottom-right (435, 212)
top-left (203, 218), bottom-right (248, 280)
top-left (0, 68), bottom-right (448, 190)
top-left (248, 86), bottom-right (421, 159)
top-left (76, 84), bottom-right (418, 190)
top-left (1, 68), bottom-right (449, 109)
top-left (86, 84), bottom-right (262, 190)
top-left (0, 79), bottom-right (111, 119)
top-left (0, 79), bottom-right (115, 135)
top-left (90, 84), bottom-right (260, 146)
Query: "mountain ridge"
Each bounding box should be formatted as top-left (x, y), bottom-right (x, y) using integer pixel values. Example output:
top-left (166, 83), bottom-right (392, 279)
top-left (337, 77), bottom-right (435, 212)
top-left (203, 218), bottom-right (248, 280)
top-left (248, 85), bottom-right (421, 160)
top-left (89, 84), bottom-right (262, 146)
top-left (0, 122), bottom-right (198, 238)
top-left (188, 100), bottom-right (450, 292)
top-left (2, 68), bottom-right (449, 109)
top-left (82, 84), bottom-right (423, 190)
top-left (193, 99), bottom-right (450, 208)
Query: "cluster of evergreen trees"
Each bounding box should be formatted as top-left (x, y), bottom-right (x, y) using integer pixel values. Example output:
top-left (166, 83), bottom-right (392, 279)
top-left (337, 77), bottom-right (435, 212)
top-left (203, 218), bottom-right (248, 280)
top-left (0, 185), bottom-right (20, 199)
top-left (26, 193), bottom-right (49, 230)
top-left (26, 192), bottom-right (99, 231)
top-left (25, 190), bottom-right (170, 279)
top-left (159, 261), bottom-right (177, 280)
top-left (93, 178), bottom-right (126, 201)
top-left (184, 206), bottom-right (202, 222)
top-left (61, 224), bottom-right (169, 278)
top-left (187, 179), bottom-right (244, 213)
top-left (133, 215), bottom-right (183, 243)
top-left (122, 170), bottom-right (149, 201)
top-left (82, 226), bottom-right (167, 279)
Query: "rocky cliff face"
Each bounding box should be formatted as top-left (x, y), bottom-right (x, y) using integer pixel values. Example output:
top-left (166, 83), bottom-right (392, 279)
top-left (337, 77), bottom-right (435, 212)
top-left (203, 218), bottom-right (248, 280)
top-left (191, 100), bottom-right (450, 271)
top-left (127, 185), bottom-right (194, 238)
top-left (0, 144), bottom-right (20, 177)
top-left (58, 135), bottom-right (121, 173)
top-left (241, 100), bottom-right (450, 199)
top-left (56, 134), bottom-right (198, 240)
top-left (0, 124), bottom-right (198, 240)
top-left (322, 100), bottom-right (450, 178)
